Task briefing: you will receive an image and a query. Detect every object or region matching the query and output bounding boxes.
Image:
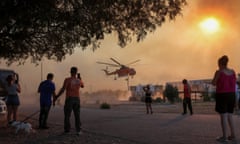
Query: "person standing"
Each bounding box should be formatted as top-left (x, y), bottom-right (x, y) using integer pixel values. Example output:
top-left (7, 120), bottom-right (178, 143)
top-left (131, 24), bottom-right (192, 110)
top-left (236, 81), bottom-right (240, 110)
top-left (54, 67), bottom-right (84, 135)
top-left (5, 74), bottom-right (21, 124)
top-left (182, 79), bottom-right (193, 115)
top-left (38, 73), bottom-right (56, 129)
top-left (212, 55), bottom-right (236, 142)
top-left (143, 85), bottom-right (153, 114)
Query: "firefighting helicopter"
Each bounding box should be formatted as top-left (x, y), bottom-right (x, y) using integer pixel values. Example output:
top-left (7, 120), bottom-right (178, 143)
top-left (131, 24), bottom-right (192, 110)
top-left (97, 58), bottom-right (140, 80)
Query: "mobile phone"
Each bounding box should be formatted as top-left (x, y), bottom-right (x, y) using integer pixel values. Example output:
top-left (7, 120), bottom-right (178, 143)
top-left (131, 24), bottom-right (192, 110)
top-left (15, 74), bottom-right (19, 84)
top-left (77, 73), bottom-right (81, 80)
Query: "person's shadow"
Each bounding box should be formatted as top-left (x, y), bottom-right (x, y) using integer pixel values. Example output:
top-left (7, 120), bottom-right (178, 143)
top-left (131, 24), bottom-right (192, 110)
top-left (160, 114), bottom-right (188, 127)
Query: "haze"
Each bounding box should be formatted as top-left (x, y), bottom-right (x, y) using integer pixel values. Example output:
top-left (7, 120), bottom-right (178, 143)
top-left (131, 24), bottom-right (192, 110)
top-left (1, 0), bottom-right (240, 100)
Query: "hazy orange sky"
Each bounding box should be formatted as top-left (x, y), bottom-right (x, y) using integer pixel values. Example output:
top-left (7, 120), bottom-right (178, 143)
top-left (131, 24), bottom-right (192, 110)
top-left (1, 0), bottom-right (240, 96)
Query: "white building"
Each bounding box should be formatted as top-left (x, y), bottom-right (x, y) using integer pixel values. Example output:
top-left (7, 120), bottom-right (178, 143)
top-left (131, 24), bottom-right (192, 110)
top-left (166, 79), bottom-right (215, 100)
top-left (130, 84), bottom-right (164, 100)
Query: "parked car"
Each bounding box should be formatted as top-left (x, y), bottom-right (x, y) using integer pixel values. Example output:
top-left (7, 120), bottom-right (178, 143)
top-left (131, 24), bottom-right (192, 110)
top-left (0, 98), bottom-right (7, 114)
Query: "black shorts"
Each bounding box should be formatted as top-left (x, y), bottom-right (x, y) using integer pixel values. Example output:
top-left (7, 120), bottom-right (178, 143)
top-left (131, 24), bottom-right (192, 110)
top-left (145, 97), bottom-right (152, 103)
top-left (215, 92), bottom-right (235, 114)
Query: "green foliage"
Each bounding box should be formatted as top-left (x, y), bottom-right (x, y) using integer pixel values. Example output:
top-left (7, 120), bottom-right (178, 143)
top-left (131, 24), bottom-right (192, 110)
top-left (100, 102), bottom-right (111, 109)
top-left (163, 84), bottom-right (179, 103)
top-left (0, 0), bottom-right (187, 64)
top-left (154, 97), bottom-right (163, 103)
top-left (140, 96), bottom-right (145, 102)
top-left (210, 92), bottom-right (216, 101)
top-left (202, 92), bottom-right (211, 102)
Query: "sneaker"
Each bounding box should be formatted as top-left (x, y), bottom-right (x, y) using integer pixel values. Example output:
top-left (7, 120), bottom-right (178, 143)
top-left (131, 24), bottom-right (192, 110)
top-left (77, 131), bottom-right (83, 136)
top-left (216, 136), bottom-right (228, 143)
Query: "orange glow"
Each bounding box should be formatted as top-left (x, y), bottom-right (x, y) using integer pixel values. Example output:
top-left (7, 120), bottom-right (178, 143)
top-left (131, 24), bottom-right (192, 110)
top-left (199, 17), bottom-right (220, 34)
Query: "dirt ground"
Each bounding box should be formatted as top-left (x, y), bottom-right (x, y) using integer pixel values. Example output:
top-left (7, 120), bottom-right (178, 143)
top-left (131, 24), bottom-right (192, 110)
top-left (0, 102), bottom-right (222, 144)
top-left (0, 113), bottom-right (139, 144)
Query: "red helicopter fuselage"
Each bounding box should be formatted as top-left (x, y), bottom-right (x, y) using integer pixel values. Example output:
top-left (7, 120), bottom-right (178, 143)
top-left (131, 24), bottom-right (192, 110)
top-left (116, 67), bottom-right (136, 77)
top-left (97, 58), bottom-right (139, 79)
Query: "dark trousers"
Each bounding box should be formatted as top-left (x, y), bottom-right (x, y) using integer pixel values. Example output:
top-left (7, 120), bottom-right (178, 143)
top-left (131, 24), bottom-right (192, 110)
top-left (39, 105), bottom-right (51, 128)
top-left (64, 97), bottom-right (81, 132)
top-left (183, 97), bottom-right (193, 114)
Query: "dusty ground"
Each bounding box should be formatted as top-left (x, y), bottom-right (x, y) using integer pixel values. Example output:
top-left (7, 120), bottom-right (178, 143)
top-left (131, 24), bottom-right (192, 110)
top-left (0, 102), bottom-right (222, 144)
top-left (0, 113), bottom-right (139, 144)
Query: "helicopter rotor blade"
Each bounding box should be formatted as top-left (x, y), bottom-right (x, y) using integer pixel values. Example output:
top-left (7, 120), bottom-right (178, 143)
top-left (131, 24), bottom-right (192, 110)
top-left (96, 61), bottom-right (120, 67)
top-left (110, 58), bottom-right (122, 66)
top-left (127, 59), bottom-right (141, 65)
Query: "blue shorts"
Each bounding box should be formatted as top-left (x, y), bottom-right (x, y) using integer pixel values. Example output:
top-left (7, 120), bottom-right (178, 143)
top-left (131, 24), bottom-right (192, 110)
top-left (6, 95), bottom-right (20, 106)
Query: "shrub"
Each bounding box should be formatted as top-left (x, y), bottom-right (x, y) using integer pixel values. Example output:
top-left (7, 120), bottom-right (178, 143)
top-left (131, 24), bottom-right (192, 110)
top-left (163, 84), bottom-right (179, 103)
top-left (154, 97), bottom-right (163, 103)
top-left (202, 93), bottom-right (211, 101)
top-left (100, 102), bottom-right (111, 109)
top-left (140, 96), bottom-right (145, 102)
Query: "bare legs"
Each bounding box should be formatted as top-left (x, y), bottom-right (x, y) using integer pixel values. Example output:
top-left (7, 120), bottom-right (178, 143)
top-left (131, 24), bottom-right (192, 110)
top-left (145, 103), bottom-right (153, 114)
top-left (220, 113), bottom-right (236, 139)
top-left (227, 114), bottom-right (236, 138)
top-left (7, 105), bottom-right (18, 123)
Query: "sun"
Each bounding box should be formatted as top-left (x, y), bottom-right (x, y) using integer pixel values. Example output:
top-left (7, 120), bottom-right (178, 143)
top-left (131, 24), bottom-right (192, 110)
top-left (199, 17), bottom-right (220, 34)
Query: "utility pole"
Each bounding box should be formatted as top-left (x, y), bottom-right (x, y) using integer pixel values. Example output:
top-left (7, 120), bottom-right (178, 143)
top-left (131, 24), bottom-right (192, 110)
top-left (126, 75), bottom-right (130, 91)
top-left (41, 60), bottom-right (43, 81)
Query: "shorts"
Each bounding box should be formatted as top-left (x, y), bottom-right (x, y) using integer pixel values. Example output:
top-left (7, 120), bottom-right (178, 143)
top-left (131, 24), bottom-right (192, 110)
top-left (215, 92), bottom-right (235, 114)
top-left (145, 97), bottom-right (152, 103)
top-left (6, 95), bottom-right (20, 106)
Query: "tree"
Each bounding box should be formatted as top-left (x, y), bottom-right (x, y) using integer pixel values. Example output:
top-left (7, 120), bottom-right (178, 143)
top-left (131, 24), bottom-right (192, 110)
top-left (0, 0), bottom-right (187, 64)
top-left (163, 84), bottom-right (179, 103)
